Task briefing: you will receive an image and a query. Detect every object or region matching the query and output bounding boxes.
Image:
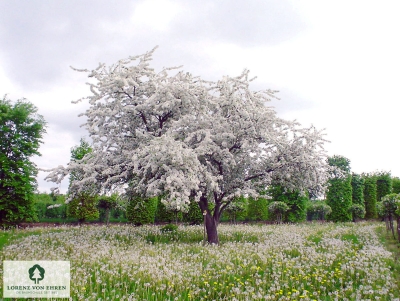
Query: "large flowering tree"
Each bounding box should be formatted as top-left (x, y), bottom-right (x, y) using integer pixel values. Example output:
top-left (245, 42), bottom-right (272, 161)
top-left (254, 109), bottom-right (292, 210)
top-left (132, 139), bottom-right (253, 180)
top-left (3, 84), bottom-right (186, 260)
top-left (46, 47), bottom-right (328, 243)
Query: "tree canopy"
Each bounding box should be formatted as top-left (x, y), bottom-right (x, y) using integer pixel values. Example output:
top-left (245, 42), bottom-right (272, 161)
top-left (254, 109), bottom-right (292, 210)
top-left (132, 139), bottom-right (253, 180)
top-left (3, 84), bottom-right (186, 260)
top-left (46, 48), bottom-right (329, 243)
top-left (0, 96), bottom-right (46, 225)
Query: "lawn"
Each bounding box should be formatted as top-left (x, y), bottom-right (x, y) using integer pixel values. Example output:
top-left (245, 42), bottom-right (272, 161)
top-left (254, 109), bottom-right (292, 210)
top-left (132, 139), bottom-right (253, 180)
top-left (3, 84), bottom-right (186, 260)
top-left (0, 222), bottom-right (399, 301)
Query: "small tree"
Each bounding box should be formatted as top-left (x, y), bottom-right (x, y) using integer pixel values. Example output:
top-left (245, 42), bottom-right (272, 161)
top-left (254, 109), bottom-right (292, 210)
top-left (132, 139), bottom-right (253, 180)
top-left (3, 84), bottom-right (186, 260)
top-left (97, 194), bottom-right (119, 225)
top-left (0, 97), bottom-right (46, 225)
top-left (268, 201), bottom-right (289, 224)
top-left (307, 201), bottom-right (332, 222)
top-left (381, 193), bottom-right (400, 239)
top-left (65, 139), bottom-right (99, 222)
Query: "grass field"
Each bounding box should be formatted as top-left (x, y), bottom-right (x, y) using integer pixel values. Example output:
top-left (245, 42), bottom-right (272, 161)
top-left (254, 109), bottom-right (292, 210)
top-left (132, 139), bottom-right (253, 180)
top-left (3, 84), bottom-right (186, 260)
top-left (1, 222), bottom-right (399, 301)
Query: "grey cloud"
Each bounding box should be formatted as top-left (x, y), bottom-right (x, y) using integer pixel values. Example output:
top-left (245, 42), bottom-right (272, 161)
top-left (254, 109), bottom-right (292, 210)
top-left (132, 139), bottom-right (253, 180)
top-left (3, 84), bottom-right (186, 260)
top-left (0, 0), bottom-right (135, 90)
top-left (0, 0), bottom-right (306, 91)
top-left (170, 0), bottom-right (306, 46)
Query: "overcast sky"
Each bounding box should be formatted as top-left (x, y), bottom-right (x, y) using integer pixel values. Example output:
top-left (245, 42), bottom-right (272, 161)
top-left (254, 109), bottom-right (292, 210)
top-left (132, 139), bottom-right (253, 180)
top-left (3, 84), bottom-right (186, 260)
top-left (1, 0), bottom-right (399, 194)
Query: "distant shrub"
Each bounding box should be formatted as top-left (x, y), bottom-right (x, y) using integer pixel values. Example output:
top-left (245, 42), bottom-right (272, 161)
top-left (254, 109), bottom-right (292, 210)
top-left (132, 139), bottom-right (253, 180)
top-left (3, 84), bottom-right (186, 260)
top-left (126, 196), bottom-right (158, 225)
top-left (155, 198), bottom-right (182, 223)
top-left (67, 193), bottom-right (99, 222)
top-left (247, 197), bottom-right (268, 221)
top-left (182, 201), bottom-right (203, 225)
top-left (349, 204), bottom-right (366, 222)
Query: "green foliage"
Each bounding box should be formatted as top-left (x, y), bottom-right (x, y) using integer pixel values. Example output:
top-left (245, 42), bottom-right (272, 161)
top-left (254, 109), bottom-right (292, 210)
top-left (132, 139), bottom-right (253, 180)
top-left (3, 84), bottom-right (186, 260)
top-left (326, 176), bottom-right (353, 222)
top-left (182, 201), bottom-right (203, 225)
top-left (0, 97), bottom-right (46, 225)
top-left (306, 201), bottom-right (332, 221)
top-left (97, 194), bottom-right (120, 224)
top-left (33, 193), bottom-right (67, 221)
top-left (268, 201), bottom-right (289, 223)
top-left (328, 155), bottom-right (351, 173)
top-left (247, 196), bottom-right (268, 221)
top-left (349, 204), bottom-right (366, 221)
top-left (69, 138), bottom-right (95, 193)
top-left (222, 196), bottom-right (248, 222)
top-left (376, 202), bottom-right (384, 218)
top-left (326, 156), bottom-right (352, 222)
top-left (392, 177), bottom-right (400, 194)
top-left (351, 173), bottom-right (364, 205)
top-left (67, 193), bottom-right (99, 222)
top-left (381, 193), bottom-right (400, 217)
top-left (376, 171), bottom-right (392, 202)
top-left (126, 196), bottom-right (158, 225)
top-left (155, 198), bottom-right (182, 223)
top-left (363, 174), bottom-right (378, 219)
top-left (268, 185), bottom-right (308, 223)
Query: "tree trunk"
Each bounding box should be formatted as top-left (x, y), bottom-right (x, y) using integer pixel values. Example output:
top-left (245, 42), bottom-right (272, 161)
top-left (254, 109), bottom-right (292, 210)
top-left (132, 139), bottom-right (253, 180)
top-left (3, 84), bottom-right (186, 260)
top-left (389, 214), bottom-right (395, 240)
top-left (205, 213), bottom-right (219, 244)
top-left (198, 195), bottom-right (220, 244)
top-left (106, 208), bottom-right (110, 226)
top-left (397, 216), bottom-right (400, 243)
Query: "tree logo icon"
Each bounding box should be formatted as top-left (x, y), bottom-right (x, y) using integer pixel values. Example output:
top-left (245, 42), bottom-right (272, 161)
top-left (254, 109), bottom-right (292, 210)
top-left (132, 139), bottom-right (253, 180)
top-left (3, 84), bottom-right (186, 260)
top-left (28, 264), bottom-right (45, 284)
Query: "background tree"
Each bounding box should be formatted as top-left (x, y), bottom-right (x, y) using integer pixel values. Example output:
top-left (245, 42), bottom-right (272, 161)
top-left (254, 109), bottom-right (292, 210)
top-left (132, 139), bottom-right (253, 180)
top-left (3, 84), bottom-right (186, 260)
top-left (376, 171), bottom-right (392, 202)
top-left (0, 97), bottom-right (46, 225)
top-left (247, 196), bottom-right (269, 222)
top-left (268, 184), bottom-right (307, 223)
top-left (46, 48), bottom-right (329, 243)
top-left (351, 173), bottom-right (364, 205)
top-left (66, 138), bottom-right (99, 222)
top-left (326, 155), bottom-right (352, 222)
top-left (363, 174), bottom-right (378, 219)
top-left (381, 193), bottom-right (400, 239)
top-left (392, 177), bottom-right (400, 194)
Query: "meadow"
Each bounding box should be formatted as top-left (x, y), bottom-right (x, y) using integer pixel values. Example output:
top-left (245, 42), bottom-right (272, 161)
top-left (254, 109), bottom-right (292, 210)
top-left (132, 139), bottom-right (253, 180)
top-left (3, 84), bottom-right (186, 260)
top-left (0, 222), bottom-right (399, 301)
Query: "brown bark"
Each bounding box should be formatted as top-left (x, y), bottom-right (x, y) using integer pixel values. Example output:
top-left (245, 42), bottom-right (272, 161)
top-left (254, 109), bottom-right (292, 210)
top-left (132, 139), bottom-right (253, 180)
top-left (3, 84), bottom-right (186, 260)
top-left (198, 195), bottom-right (220, 244)
top-left (397, 216), bottom-right (400, 243)
top-left (106, 208), bottom-right (110, 226)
